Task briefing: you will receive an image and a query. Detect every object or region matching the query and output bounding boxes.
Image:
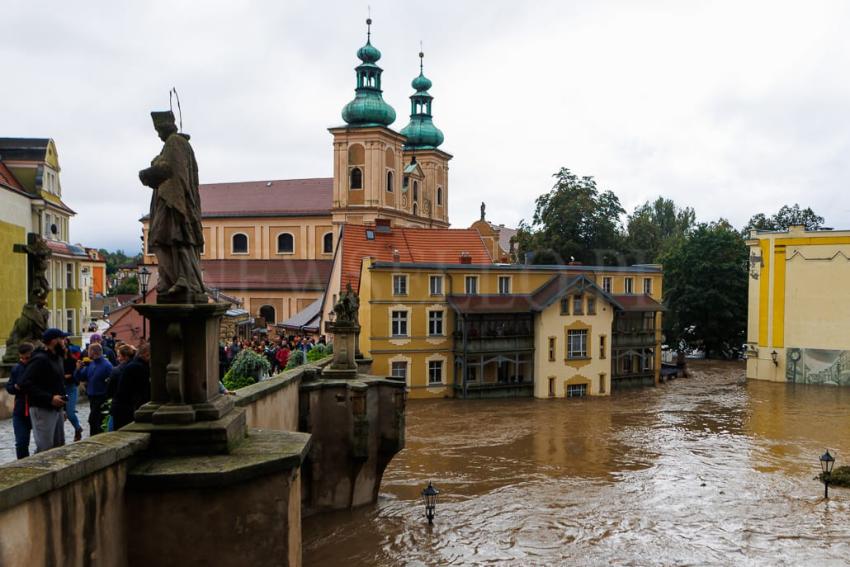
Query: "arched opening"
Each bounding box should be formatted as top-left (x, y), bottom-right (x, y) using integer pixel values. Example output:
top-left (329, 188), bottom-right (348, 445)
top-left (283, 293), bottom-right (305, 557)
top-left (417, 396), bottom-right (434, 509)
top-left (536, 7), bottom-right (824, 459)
top-left (350, 167), bottom-right (363, 190)
top-left (437, 187), bottom-right (443, 206)
top-left (232, 233), bottom-right (248, 254)
top-left (259, 305), bottom-right (276, 325)
top-left (413, 202), bottom-right (419, 216)
top-left (277, 233), bottom-right (294, 254)
top-left (386, 170), bottom-right (394, 192)
top-left (323, 232), bottom-right (334, 254)
top-left (413, 181), bottom-right (419, 202)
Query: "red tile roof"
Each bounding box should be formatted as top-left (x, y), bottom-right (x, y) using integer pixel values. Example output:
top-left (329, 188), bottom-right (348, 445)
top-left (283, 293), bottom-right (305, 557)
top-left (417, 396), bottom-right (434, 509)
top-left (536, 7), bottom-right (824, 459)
top-left (342, 224), bottom-right (494, 291)
top-left (45, 240), bottom-right (89, 258)
top-left (140, 178), bottom-right (334, 220)
top-left (0, 162), bottom-right (24, 192)
top-left (611, 294), bottom-right (664, 312)
top-left (202, 259), bottom-right (332, 291)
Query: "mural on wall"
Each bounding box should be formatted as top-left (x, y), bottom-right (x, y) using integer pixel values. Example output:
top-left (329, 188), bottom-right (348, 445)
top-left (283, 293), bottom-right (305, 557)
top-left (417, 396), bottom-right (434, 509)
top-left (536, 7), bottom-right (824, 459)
top-left (786, 348), bottom-right (850, 385)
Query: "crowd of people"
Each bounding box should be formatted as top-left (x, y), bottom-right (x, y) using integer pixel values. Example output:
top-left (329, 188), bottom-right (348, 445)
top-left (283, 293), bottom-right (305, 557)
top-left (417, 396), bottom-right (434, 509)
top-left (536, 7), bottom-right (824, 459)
top-left (220, 333), bottom-right (326, 376)
top-left (5, 329), bottom-right (151, 458)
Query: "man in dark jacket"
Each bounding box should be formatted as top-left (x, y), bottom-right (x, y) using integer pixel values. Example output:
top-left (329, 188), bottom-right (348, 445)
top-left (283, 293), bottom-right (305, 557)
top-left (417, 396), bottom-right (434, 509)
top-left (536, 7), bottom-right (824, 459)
top-left (75, 342), bottom-right (113, 435)
top-left (21, 328), bottom-right (68, 453)
top-left (5, 342), bottom-right (34, 459)
top-left (111, 343), bottom-right (151, 430)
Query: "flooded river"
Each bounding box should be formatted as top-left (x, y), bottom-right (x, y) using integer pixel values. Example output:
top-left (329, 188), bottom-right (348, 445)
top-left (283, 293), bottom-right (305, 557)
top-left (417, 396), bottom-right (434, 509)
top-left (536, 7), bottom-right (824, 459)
top-left (303, 361), bottom-right (850, 565)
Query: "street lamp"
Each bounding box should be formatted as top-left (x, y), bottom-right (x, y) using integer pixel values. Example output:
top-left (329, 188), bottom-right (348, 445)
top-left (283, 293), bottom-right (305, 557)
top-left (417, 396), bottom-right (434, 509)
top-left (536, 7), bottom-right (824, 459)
top-left (138, 265), bottom-right (151, 340)
top-left (820, 450), bottom-right (835, 499)
top-left (421, 481), bottom-right (439, 524)
top-left (771, 350), bottom-right (779, 366)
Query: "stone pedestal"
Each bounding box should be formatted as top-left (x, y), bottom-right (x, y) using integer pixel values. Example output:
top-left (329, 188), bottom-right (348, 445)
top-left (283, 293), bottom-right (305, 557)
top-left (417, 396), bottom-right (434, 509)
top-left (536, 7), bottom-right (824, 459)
top-left (133, 303), bottom-right (233, 424)
top-left (322, 321), bottom-right (359, 380)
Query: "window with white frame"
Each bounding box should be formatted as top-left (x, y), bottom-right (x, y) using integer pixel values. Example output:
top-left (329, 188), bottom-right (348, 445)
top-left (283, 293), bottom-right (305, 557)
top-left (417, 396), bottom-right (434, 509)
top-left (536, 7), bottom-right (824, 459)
top-left (643, 277), bottom-right (652, 295)
top-left (232, 233), bottom-right (248, 254)
top-left (66, 264), bottom-right (74, 289)
top-left (428, 360), bottom-right (443, 384)
top-left (429, 275), bottom-right (443, 295)
top-left (498, 276), bottom-right (511, 294)
top-left (391, 361), bottom-right (407, 381)
top-left (602, 277), bottom-right (612, 293)
top-left (567, 329), bottom-right (588, 359)
top-left (465, 276), bottom-right (478, 295)
top-left (393, 274), bottom-right (408, 296)
top-left (428, 311), bottom-right (444, 336)
top-left (65, 309), bottom-right (75, 334)
top-left (277, 233), bottom-right (294, 254)
top-left (572, 295), bottom-right (583, 315)
top-left (624, 277), bottom-right (634, 294)
top-left (391, 310), bottom-right (408, 336)
top-left (567, 383), bottom-right (587, 398)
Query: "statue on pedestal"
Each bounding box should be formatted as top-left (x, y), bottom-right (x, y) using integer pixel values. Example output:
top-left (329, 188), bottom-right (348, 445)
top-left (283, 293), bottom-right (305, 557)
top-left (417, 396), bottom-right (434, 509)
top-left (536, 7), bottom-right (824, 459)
top-left (333, 283), bottom-right (360, 325)
top-left (139, 110), bottom-right (207, 304)
top-left (3, 233), bottom-right (51, 364)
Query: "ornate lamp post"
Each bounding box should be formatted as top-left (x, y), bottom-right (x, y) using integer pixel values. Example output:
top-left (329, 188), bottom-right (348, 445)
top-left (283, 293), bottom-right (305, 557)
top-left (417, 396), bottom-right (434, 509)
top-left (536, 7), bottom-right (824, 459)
top-left (421, 481), bottom-right (439, 524)
top-left (820, 450), bottom-right (835, 499)
top-left (789, 350), bottom-right (801, 382)
top-left (138, 265), bottom-right (151, 340)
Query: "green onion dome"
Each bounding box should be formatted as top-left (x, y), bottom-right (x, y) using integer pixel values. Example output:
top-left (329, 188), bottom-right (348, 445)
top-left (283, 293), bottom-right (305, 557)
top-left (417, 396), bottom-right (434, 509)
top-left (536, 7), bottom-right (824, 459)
top-left (341, 19), bottom-right (396, 127)
top-left (400, 52), bottom-right (444, 149)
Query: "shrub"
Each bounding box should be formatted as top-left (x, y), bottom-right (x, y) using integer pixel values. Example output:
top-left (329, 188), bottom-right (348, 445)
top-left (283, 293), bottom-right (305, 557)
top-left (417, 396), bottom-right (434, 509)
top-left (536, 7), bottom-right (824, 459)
top-left (307, 344), bottom-right (327, 362)
top-left (285, 350), bottom-right (306, 370)
top-left (326, 342), bottom-right (333, 355)
top-left (223, 372), bottom-right (257, 391)
top-left (223, 349), bottom-right (270, 390)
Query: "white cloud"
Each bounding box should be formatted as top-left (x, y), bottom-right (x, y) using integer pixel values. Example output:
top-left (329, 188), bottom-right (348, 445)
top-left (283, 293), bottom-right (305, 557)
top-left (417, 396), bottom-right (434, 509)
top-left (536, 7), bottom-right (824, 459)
top-left (4, 0), bottom-right (850, 251)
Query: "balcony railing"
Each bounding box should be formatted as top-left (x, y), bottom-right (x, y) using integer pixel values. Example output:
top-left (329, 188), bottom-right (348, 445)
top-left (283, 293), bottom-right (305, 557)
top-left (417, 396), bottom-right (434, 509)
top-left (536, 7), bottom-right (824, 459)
top-left (453, 334), bottom-right (535, 354)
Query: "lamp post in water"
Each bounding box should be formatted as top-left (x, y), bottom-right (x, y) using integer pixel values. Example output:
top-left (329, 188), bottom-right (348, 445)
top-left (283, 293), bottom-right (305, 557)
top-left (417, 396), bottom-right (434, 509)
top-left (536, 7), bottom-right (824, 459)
top-left (820, 449), bottom-right (835, 499)
top-left (421, 481), bottom-right (439, 524)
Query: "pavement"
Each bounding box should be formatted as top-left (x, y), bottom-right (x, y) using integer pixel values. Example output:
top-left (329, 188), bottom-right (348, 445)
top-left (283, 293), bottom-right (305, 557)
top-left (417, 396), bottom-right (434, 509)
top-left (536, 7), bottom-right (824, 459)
top-left (0, 400), bottom-right (91, 465)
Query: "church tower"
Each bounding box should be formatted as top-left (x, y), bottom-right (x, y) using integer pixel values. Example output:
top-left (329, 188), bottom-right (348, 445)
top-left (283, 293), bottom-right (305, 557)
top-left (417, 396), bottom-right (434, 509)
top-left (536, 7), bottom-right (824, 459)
top-left (330, 21), bottom-right (448, 228)
top-left (400, 51), bottom-right (451, 226)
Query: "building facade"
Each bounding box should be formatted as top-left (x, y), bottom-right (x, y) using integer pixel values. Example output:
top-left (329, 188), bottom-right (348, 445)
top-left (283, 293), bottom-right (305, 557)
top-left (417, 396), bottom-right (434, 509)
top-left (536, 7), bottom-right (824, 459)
top-left (355, 253), bottom-right (663, 399)
top-left (746, 225), bottom-right (850, 385)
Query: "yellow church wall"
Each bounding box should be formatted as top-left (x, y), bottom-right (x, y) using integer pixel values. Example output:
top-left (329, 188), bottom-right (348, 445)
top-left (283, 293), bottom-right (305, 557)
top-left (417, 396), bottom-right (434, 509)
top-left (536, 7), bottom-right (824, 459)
top-left (0, 220), bottom-right (28, 348)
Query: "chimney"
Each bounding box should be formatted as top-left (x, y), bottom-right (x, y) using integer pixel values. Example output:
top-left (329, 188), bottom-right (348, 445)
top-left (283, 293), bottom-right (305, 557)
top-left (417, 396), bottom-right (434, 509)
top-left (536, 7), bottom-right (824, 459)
top-left (392, 249), bottom-right (401, 263)
top-left (460, 251), bottom-right (472, 264)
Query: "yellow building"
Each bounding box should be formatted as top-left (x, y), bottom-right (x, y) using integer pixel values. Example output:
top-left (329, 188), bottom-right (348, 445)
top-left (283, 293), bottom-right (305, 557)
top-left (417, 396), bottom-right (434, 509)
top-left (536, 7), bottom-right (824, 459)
top-left (0, 138), bottom-right (94, 345)
top-left (746, 225), bottom-right (850, 385)
top-left (353, 242), bottom-right (663, 399)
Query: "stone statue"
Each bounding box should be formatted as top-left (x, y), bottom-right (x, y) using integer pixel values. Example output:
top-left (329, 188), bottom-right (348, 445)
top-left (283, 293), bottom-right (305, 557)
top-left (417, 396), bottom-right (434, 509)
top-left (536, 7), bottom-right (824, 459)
top-left (139, 110), bottom-right (207, 304)
top-left (3, 233), bottom-right (51, 363)
top-left (480, 201), bottom-right (486, 221)
top-left (333, 283), bottom-right (360, 325)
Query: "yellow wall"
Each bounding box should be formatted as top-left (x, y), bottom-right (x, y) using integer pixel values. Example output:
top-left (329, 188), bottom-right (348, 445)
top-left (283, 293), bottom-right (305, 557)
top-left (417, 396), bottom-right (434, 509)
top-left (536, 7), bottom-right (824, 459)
top-left (0, 220), bottom-right (28, 347)
top-left (358, 261), bottom-right (663, 399)
top-left (746, 226), bottom-right (850, 381)
top-left (534, 292), bottom-right (615, 398)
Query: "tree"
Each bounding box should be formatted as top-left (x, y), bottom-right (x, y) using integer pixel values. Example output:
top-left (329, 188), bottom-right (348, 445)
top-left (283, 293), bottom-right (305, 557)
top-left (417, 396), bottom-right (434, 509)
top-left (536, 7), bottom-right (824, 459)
top-left (97, 249), bottom-right (143, 276)
top-left (660, 220), bottom-right (748, 358)
top-left (514, 168), bottom-right (625, 265)
top-left (108, 275), bottom-right (138, 296)
top-left (744, 204), bottom-right (824, 233)
top-left (625, 197), bottom-right (695, 263)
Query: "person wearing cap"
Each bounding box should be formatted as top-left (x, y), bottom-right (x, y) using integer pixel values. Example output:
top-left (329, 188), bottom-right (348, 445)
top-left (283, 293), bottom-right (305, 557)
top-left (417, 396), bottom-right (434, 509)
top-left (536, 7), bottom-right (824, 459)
top-left (20, 328), bottom-right (68, 453)
top-left (5, 342), bottom-right (34, 459)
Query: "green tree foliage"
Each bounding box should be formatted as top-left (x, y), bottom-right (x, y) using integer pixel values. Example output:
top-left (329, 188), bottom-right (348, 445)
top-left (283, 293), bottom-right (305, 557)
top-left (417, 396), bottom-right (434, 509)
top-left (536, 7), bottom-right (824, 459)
top-left (97, 249), bottom-right (143, 276)
top-left (744, 204), bottom-right (824, 233)
top-left (108, 275), bottom-right (138, 296)
top-left (514, 168), bottom-right (625, 265)
top-left (285, 350), bottom-right (306, 370)
top-left (625, 197), bottom-right (695, 263)
top-left (306, 344), bottom-right (328, 362)
top-left (659, 220), bottom-right (748, 358)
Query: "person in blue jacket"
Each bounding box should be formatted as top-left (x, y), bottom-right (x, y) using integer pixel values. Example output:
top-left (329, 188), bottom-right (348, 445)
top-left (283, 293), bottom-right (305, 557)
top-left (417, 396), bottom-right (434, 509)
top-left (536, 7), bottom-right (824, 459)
top-left (74, 342), bottom-right (113, 436)
top-left (5, 342), bottom-right (34, 459)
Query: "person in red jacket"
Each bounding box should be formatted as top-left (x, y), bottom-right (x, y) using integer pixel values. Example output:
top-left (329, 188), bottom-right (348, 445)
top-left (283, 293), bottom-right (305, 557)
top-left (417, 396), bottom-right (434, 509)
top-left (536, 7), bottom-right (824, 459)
top-left (275, 343), bottom-right (290, 371)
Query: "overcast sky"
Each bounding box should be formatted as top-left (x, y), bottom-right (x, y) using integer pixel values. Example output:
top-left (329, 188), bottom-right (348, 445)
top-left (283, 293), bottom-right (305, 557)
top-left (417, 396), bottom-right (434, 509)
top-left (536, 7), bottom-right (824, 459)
top-left (5, 0), bottom-right (850, 253)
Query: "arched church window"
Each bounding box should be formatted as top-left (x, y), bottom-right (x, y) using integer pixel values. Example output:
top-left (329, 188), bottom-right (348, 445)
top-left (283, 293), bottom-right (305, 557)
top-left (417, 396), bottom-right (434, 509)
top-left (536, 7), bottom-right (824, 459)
top-left (413, 181), bottom-right (419, 202)
top-left (232, 233), bottom-right (248, 254)
top-left (437, 187), bottom-right (443, 206)
top-left (277, 233), bottom-right (294, 254)
top-left (259, 305), bottom-right (276, 325)
top-left (386, 170), bottom-right (394, 192)
top-left (350, 167), bottom-right (363, 190)
top-left (323, 232), bottom-right (334, 254)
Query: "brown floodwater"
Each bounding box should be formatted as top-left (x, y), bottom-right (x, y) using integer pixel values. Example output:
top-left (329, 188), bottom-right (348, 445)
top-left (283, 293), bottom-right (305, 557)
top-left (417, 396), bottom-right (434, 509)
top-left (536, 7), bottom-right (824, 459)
top-left (303, 361), bottom-right (850, 566)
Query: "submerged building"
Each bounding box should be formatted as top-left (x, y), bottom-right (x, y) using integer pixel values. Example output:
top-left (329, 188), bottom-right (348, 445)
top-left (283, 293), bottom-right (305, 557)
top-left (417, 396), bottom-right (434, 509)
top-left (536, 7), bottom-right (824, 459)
top-left (746, 225), bottom-right (850, 385)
